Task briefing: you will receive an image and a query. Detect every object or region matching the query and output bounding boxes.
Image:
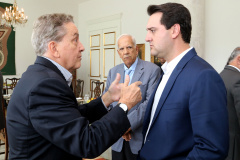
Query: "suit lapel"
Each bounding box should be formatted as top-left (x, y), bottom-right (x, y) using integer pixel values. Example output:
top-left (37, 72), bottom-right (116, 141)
top-left (148, 48), bottom-right (197, 130)
top-left (115, 64), bottom-right (125, 83)
top-left (131, 59), bottom-right (144, 83)
top-left (142, 73), bottom-right (163, 136)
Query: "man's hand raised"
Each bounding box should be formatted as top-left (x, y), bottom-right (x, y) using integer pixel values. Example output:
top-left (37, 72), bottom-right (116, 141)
top-left (102, 73), bottom-right (123, 107)
top-left (118, 75), bottom-right (142, 110)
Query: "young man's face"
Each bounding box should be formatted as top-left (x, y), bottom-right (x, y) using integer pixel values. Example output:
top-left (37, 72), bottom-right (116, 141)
top-left (145, 12), bottom-right (173, 61)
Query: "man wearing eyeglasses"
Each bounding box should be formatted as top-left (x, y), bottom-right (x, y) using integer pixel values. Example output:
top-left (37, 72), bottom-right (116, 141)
top-left (104, 34), bottom-right (161, 160)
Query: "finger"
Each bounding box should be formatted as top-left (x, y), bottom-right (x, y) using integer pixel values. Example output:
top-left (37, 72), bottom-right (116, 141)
top-left (133, 81), bottom-right (142, 86)
top-left (126, 133), bottom-right (131, 141)
top-left (122, 135), bottom-right (127, 140)
top-left (113, 73), bottom-right (121, 84)
top-left (124, 74), bottom-right (130, 87)
top-left (122, 134), bottom-right (127, 139)
top-left (124, 138), bottom-right (129, 141)
top-left (128, 134), bottom-right (132, 140)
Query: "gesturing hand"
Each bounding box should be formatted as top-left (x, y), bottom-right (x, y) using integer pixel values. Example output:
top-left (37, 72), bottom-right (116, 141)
top-left (107, 73), bottom-right (123, 102)
top-left (119, 75), bottom-right (142, 110)
top-left (102, 73), bottom-right (123, 107)
top-left (122, 128), bottom-right (132, 141)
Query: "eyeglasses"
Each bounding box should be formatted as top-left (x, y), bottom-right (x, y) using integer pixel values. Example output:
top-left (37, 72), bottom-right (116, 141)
top-left (118, 46), bottom-right (134, 53)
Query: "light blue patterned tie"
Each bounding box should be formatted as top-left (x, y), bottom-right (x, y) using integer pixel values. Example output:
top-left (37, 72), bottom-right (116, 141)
top-left (127, 69), bottom-right (132, 75)
top-left (126, 69), bottom-right (132, 85)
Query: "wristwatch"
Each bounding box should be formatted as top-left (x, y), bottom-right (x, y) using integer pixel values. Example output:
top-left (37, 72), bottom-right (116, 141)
top-left (119, 103), bottom-right (128, 114)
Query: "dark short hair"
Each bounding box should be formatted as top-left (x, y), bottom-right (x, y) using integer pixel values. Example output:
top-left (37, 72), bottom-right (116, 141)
top-left (147, 3), bottom-right (192, 43)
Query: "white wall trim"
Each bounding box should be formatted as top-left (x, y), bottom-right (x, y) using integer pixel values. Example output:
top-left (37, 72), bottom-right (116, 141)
top-left (86, 13), bottom-right (122, 25)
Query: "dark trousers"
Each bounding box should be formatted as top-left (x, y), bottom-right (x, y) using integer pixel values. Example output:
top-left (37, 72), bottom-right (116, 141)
top-left (112, 141), bottom-right (137, 160)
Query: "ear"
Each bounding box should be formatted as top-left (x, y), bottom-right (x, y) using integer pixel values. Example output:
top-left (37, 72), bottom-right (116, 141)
top-left (171, 24), bottom-right (181, 39)
top-left (117, 49), bottom-right (121, 56)
top-left (48, 41), bottom-right (60, 58)
top-left (237, 55), bottom-right (240, 65)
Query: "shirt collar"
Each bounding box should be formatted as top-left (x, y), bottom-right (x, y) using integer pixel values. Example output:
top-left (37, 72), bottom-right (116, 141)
top-left (161, 47), bottom-right (193, 75)
top-left (124, 57), bottom-right (138, 72)
top-left (228, 65), bottom-right (240, 72)
top-left (42, 56), bottom-right (73, 86)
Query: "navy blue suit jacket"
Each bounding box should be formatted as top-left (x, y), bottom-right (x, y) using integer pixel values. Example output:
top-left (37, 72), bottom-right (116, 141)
top-left (6, 56), bottom-right (130, 159)
top-left (139, 48), bottom-right (229, 160)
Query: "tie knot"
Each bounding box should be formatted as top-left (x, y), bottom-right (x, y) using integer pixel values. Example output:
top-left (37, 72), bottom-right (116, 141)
top-left (127, 69), bottom-right (132, 75)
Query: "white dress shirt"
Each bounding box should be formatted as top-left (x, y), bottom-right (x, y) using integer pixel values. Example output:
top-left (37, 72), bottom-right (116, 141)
top-left (228, 65), bottom-right (240, 72)
top-left (144, 47), bottom-right (193, 143)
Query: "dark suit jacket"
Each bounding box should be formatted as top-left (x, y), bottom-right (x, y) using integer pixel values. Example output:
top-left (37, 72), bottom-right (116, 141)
top-left (6, 56), bottom-right (130, 160)
top-left (220, 66), bottom-right (240, 160)
top-left (139, 48), bottom-right (229, 160)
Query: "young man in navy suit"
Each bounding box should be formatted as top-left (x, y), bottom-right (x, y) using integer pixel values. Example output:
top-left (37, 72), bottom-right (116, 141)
top-left (6, 13), bottom-right (142, 160)
top-left (139, 3), bottom-right (229, 160)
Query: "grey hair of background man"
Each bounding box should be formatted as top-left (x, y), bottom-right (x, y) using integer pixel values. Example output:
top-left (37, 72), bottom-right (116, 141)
top-left (227, 47), bottom-right (240, 65)
top-left (117, 34), bottom-right (136, 49)
top-left (31, 13), bottom-right (74, 56)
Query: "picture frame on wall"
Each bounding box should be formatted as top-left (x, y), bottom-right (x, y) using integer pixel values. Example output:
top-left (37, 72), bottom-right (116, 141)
top-left (151, 56), bottom-right (166, 67)
top-left (137, 43), bottom-right (145, 60)
top-left (0, 2), bottom-right (16, 75)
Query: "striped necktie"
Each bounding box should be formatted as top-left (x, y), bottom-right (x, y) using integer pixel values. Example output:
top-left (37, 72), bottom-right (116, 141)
top-left (126, 69), bottom-right (132, 85)
top-left (127, 69), bottom-right (132, 75)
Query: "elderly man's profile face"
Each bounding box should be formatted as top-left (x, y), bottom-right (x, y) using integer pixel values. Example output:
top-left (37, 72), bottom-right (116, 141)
top-left (56, 22), bottom-right (85, 72)
top-left (117, 36), bottom-right (138, 68)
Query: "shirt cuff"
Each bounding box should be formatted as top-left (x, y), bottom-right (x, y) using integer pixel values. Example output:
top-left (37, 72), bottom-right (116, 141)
top-left (101, 97), bottom-right (112, 111)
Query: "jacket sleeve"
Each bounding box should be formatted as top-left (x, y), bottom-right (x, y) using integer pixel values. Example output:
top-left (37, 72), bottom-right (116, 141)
top-left (77, 97), bottom-right (109, 123)
top-left (186, 70), bottom-right (229, 159)
top-left (29, 78), bottom-right (130, 158)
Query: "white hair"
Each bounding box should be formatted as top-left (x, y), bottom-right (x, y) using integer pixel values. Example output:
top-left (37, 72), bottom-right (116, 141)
top-left (117, 34), bottom-right (136, 49)
top-left (31, 13), bottom-right (74, 56)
